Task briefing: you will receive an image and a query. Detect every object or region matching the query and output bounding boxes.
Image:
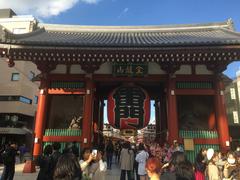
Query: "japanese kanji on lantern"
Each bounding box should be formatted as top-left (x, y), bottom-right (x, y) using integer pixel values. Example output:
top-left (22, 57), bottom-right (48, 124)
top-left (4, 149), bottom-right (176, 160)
top-left (107, 86), bottom-right (150, 130)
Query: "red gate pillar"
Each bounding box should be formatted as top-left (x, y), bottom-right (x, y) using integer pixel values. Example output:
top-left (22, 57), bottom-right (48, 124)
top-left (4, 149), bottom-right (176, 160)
top-left (215, 76), bottom-right (230, 152)
top-left (82, 78), bottom-right (95, 148)
top-left (167, 76), bottom-right (179, 145)
top-left (33, 81), bottom-right (48, 157)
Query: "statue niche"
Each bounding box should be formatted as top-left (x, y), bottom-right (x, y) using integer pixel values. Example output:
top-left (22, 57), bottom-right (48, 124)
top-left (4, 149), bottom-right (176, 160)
top-left (69, 116), bottom-right (82, 129)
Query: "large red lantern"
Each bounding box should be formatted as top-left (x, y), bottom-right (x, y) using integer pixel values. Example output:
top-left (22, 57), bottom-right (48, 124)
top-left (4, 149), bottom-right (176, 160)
top-left (107, 86), bottom-right (150, 130)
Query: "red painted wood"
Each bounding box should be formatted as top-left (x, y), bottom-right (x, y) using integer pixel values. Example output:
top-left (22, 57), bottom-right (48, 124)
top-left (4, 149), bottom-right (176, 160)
top-left (178, 138), bottom-right (219, 144)
top-left (48, 74), bottom-right (85, 81)
top-left (175, 89), bottom-right (215, 95)
top-left (48, 88), bottom-right (86, 94)
top-left (208, 112), bottom-right (216, 130)
top-left (175, 75), bottom-right (215, 81)
top-left (82, 79), bottom-right (94, 148)
top-left (43, 136), bottom-right (82, 142)
top-left (33, 89), bottom-right (48, 157)
top-left (167, 77), bottom-right (179, 145)
top-left (215, 78), bottom-right (230, 152)
top-left (93, 74), bottom-right (167, 82)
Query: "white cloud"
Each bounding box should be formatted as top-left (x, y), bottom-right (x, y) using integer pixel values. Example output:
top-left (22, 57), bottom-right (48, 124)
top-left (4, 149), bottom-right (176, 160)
top-left (0, 0), bottom-right (101, 18)
top-left (118, 7), bottom-right (129, 19)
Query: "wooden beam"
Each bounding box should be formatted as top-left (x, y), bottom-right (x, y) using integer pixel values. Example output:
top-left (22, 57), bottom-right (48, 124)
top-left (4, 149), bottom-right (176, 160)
top-left (43, 136), bottom-right (82, 142)
top-left (48, 88), bottom-right (86, 95)
top-left (175, 89), bottom-right (215, 95)
top-left (178, 138), bottom-right (219, 145)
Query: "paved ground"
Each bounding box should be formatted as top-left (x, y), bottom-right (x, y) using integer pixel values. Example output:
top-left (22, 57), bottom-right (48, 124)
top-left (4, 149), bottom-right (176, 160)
top-left (0, 161), bottom-right (121, 180)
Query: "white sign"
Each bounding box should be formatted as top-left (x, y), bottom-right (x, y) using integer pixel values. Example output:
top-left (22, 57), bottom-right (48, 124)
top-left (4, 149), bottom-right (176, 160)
top-left (233, 111), bottom-right (239, 124)
top-left (230, 88), bottom-right (236, 100)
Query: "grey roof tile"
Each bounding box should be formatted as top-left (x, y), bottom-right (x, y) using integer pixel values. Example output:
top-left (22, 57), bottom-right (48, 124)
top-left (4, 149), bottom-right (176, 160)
top-left (1, 20), bottom-right (240, 47)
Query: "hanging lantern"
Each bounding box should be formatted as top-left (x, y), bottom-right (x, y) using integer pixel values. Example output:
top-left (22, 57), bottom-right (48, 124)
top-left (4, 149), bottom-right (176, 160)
top-left (107, 86), bottom-right (150, 130)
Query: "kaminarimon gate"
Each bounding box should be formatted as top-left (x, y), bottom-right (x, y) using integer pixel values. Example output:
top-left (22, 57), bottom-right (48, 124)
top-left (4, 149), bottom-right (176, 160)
top-left (1, 20), bottom-right (240, 157)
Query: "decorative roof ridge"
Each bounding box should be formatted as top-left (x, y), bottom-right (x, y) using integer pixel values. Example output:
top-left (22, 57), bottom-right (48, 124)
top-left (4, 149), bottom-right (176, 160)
top-left (8, 28), bottom-right (46, 40)
top-left (38, 19), bottom-right (234, 33)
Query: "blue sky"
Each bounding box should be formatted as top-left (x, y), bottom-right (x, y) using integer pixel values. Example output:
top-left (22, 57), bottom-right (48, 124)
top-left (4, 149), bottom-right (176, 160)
top-left (2, 0), bottom-right (240, 123)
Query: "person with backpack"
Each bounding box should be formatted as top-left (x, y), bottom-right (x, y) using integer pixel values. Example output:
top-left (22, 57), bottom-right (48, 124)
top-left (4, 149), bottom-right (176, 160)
top-left (1, 143), bottom-right (17, 180)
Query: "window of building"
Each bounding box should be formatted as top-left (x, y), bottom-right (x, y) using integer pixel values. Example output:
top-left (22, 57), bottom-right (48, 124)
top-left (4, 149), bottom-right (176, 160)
top-left (0, 96), bottom-right (32, 104)
top-left (11, 73), bottom-right (20, 81)
top-left (12, 28), bottom-right (27, 34)
top-left (0, 96), bottom-right (18, 101)
top-left (34, 95), bottom-right (38, 104)
top-left (230, 88), bottom-right (236, 100)
top-left (233, 111), bottom-right (239, 124)
top-left (19, 96), bottom-right (32, 104)
top-left (28, 71), bottom-right (35, 81)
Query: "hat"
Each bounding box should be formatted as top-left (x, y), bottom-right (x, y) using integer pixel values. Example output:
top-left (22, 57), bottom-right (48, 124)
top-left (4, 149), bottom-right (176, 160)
top-left (207, 148), bottom-right (214, 160)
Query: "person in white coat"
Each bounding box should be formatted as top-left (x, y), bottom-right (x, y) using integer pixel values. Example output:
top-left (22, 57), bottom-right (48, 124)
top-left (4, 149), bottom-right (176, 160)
top-left (120, 142), bottom-right (134, 180)
top-left (135, 143), bottom-right (149, 180)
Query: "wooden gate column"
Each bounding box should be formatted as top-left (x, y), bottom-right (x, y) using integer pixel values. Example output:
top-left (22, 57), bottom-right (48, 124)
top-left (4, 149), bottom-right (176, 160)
top-left (33, 80), bottom-right (48, 157)
top-left (215, 76), bottom-right (230, 152)
top-left (161, 64), bottom-right (180, 145)
top-left (167, 76), bottom-right (179, 145)
top-left (82, 77), bottom-right (95, 148)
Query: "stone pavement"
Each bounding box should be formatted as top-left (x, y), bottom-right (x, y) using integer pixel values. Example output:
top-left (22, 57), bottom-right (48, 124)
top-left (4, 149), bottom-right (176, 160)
top-left (0, 162), bottom-right (121, 180)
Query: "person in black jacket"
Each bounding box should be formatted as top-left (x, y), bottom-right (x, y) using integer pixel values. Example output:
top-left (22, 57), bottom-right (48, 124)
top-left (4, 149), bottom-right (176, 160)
top-left (71, 141), bottom-right (80, 160)
top-left (36, 145), bottom-right (53, 180)
top-left (50, 142), bottom-right (62, 178)
top-left (1, 143), bottom-right (17, 180)
top-left (105, 140), bottom-right (114, 169)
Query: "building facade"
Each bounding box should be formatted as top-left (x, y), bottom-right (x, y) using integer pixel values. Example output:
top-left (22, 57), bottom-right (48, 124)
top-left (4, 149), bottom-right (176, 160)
top-left (1, 18), bottom-right (240, 157)
top-left (224, 71), bottom-right (240, 147)
top-left (0, 9), bottom-right (39, 149)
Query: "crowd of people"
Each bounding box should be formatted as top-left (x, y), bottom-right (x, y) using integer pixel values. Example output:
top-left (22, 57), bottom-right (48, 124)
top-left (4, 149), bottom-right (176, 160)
top-left (0, 140), bottom-right (240, 180)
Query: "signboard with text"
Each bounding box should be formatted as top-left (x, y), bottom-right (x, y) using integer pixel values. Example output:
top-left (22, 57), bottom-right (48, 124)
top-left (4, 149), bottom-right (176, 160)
top-left (112, 63), bottom-right (148, 77)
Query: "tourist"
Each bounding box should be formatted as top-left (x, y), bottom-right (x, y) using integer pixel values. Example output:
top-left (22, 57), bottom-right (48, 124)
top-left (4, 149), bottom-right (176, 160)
top-left (89, 150), bottom-right (107, 180)
top-left (155, 143), bottom-right (163, 161)
top-left (150, 142), bottom-right (156, 157)
top-left (133, 145), bottom-right (140, 180)
top-left (173, 141), bottom-right (184, 152)
top-left (175, 160), bottom-right (195, 180)
top-left (163, 144), bottom-right (174, 163)
top-left (120, 141), bottom-right (134, 180)
top-left (36, 144), bottom-right (53, 180)
top-left (235, 145), bottom-right (240, 157)
top-left (194, 147), bottom-right (207, 180)
top-left (50, 142), bottom-right (62, 178)
top-left (79, 148), bottom-right (94, 179)
top-left (223, 151), bottom-right (240, 180)
top-left (135, 143), bottom-right (149, 180)
top-left (106, 139), bottom-right (114, 169)
top-left (145, 157), bottom-right (161, 180)
top-left (114, 140), bottom-right (121, 163)
top-left (161, 151), bottom-right (186, 180)
top-left (1, 143), bottom-right (17, 180)
top-left (206, 148), bottom-right (221, 180)
top-left (215, 151), bottom-right (226, 179)
top-left (71, 141), bottom-right (80, 159)
top-left (19, 143), bottom-right (28, 163)
top-left (54, 153), bottom-right (82, 180)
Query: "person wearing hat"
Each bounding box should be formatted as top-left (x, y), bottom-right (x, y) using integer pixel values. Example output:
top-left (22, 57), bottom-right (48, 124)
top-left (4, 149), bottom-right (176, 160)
top-left (206, 148), bottom-right (221, 180)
